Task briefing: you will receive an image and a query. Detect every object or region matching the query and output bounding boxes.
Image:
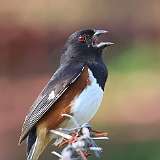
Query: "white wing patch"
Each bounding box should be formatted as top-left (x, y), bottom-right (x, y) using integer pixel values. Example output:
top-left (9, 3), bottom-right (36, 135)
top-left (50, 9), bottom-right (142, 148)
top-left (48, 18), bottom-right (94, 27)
top-left (48, 91), bottom-right (55, 100)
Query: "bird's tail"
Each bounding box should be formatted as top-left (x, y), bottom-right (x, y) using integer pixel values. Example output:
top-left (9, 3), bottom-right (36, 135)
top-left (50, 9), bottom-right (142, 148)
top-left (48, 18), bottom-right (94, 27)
top-left (27, 125), bottom-right (51, 160)
top-left (26, 127), bottom-right (37, 157)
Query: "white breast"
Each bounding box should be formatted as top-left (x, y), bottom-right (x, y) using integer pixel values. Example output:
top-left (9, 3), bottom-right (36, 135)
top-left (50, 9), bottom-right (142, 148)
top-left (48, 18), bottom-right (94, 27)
top-left (68, 69), bottom-right (104, 127)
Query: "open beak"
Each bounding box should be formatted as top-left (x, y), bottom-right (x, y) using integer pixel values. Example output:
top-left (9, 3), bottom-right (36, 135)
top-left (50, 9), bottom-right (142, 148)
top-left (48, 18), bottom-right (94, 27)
top-left (94, 30), bottom-right (108, 36)
top-left (93, 29), bottom-right (114, 49)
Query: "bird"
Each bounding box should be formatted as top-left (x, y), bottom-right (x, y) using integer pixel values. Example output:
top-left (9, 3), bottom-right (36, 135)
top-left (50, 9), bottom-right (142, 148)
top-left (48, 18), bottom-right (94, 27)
top-left (19, 29), bottom-right (113, 160)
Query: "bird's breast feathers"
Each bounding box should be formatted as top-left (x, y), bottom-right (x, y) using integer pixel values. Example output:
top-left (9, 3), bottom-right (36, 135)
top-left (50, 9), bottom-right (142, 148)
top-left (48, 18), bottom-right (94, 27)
top-left (67, 68), bottom-right (104, 127)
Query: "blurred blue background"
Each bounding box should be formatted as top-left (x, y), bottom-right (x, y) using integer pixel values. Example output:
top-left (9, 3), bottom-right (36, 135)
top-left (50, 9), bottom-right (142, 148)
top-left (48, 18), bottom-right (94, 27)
top-left (0, 0), bottom-right (160, 160)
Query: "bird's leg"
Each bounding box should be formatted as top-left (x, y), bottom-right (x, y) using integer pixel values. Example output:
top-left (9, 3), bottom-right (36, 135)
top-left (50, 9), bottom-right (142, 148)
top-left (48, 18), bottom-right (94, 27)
top-left (58, 131), bottom-right (79, 148)
top-left (68, 131), bottom-right (79, 144)
top-left (56, 113), bottom-right (81, 147)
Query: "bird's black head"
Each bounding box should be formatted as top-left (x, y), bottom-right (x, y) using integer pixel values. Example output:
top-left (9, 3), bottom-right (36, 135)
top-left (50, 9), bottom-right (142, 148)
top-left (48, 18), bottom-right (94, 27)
top-left (61, 29), bottom-right (113, 64)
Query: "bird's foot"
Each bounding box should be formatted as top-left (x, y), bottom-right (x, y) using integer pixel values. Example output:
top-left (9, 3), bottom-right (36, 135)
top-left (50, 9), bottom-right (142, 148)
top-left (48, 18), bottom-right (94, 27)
top-left (57, 131), bottom-right (79, 148)
top-left (51, 114), bottom-right (109, 160)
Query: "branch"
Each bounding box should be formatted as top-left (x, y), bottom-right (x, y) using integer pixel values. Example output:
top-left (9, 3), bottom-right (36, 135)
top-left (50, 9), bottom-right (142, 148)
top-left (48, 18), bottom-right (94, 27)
top-left (50, 114), bottom-right (109, 160)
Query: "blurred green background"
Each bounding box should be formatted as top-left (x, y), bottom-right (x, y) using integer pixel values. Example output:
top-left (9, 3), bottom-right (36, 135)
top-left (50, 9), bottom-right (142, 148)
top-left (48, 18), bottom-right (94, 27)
top-left (0, 0), bottom-right (160, 160)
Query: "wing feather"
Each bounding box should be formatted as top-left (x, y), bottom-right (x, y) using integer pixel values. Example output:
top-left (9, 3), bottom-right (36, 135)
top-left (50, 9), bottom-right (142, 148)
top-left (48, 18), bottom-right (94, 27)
top-left (19, 63), bottom-right (85, 144)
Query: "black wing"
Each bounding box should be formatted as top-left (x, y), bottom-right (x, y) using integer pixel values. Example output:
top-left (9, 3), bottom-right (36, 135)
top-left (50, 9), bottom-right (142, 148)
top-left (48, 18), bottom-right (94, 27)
top-left (19, 62), bottom-right (84, 143)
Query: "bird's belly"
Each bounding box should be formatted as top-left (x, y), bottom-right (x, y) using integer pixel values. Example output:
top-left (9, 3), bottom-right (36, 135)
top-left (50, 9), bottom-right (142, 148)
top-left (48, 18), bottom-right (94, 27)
top-left (69, 74), bottom-right (104, 126)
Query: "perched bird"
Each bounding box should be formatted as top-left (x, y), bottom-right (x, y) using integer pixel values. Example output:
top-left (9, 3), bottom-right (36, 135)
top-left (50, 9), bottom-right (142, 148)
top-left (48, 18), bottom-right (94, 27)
top-left (19, 29), bottom-right (113, 160)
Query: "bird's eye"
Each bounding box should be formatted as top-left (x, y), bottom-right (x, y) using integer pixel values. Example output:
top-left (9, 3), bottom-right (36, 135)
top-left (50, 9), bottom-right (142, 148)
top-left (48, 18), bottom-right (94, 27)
top-left (78, 36), bottom-right (86, 43)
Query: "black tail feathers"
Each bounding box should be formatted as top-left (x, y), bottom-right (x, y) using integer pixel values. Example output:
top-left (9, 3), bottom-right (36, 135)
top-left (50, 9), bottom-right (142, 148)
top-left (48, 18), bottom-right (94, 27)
top-left (26, 127), bottom-right (36, 157)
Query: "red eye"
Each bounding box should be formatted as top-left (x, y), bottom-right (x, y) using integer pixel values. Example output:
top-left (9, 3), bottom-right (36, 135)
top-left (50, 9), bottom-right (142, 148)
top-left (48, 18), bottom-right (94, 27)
top-left (78, 36), bottom-right (85, 43)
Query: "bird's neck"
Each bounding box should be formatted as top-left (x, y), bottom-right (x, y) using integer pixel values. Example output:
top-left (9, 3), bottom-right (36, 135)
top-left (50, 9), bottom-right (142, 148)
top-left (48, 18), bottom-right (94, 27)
top-left (87, 61), bottom-right (108, 91)
top-left (60, 45), bottom-right (103, 65)
top-left (60, 47), bottom-right (107, 90)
